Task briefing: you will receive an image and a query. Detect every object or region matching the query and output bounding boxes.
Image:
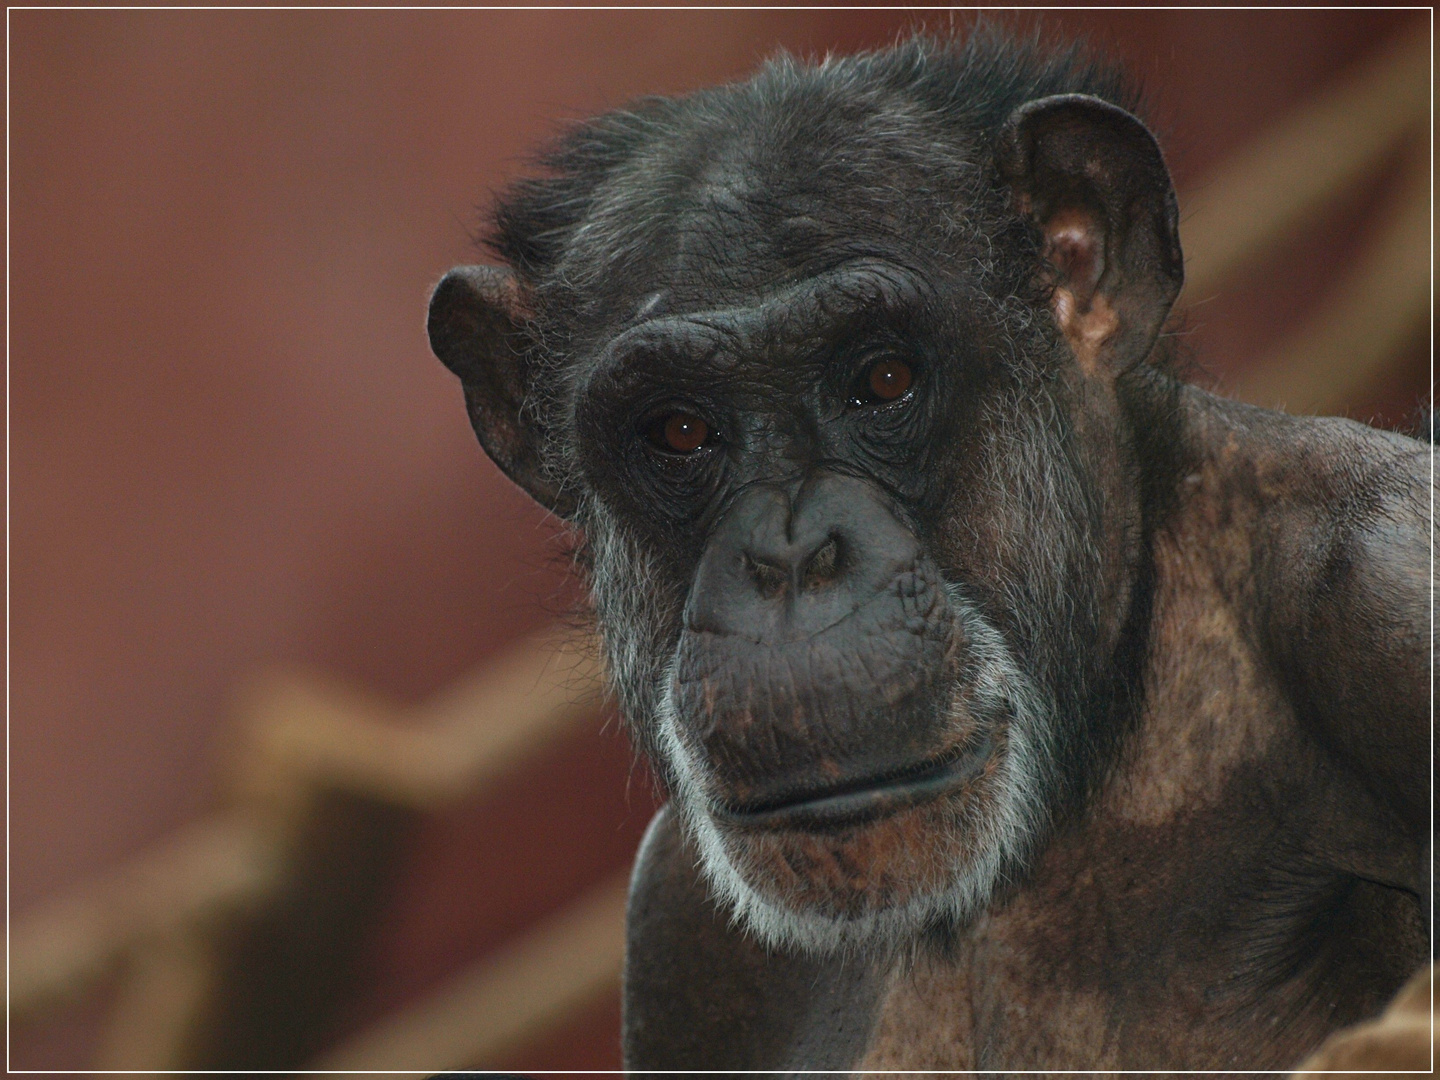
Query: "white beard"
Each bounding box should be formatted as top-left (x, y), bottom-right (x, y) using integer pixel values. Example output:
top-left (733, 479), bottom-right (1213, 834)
top-left (654, 588), bottom-right (1054, 957)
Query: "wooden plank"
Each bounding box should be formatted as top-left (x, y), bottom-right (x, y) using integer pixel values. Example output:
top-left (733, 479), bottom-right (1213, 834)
top-left (315, 871), bottom-right (631, 1077)
top-left (10, 625), bottom-right (608, 1057)
top-left (1180, 26), bottom-right (1428, 303)
top-left (91, 929), bottom-right (218, 1074)
top-left (1233, 145), bottom-right (1429, 414)
top-left (234, 624), bottom-right (606, 809)
top-left (8, 815), bottom-right (273, 1018)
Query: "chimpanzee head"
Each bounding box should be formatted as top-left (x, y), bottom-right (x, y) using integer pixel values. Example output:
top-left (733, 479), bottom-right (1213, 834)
top-left (428, 31), bottom-right (1183, 954)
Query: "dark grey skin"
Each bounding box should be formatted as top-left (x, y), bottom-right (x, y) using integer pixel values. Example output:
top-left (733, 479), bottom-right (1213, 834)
top-left (426, 35), bottom-right (1430, 1073)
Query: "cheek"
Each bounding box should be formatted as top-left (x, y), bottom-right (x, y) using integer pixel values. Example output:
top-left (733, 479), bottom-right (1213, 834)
top-left (581, 454), bottom-right (716, 569)
top-left (584, 508), bottom-right (694, 662)
top-left (923, 419), bottom-right (1100, 654)
top-left (926, 451), bottom-right (1028, 592)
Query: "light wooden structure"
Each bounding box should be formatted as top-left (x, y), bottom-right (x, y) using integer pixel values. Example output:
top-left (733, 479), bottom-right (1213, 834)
top-left (1293, 964), bottom-right (1436, 1076)
top-left (9, 24), bottom-right (1431, 1073)
top-left (11, 627), bottom-right (610, 1070)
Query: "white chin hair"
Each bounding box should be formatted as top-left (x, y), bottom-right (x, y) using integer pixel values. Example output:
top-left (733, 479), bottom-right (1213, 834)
top-left (654, 601), bottom-right (1052, 957)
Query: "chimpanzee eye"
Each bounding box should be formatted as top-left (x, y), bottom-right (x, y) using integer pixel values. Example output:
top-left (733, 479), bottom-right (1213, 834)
top-left (646, 410), bottom-right (713, 454)
top-left (849, 356), bottom-right (914, 408)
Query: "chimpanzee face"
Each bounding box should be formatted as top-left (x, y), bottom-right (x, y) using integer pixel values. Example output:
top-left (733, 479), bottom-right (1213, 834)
top-left (568, 253), bottom-right (1056, 950)
top-left (428, 44), bottom-right (1183, 952)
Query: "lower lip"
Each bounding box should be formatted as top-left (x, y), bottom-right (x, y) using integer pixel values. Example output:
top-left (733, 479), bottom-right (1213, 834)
top-left (713, 737), bottom-right (994, 832)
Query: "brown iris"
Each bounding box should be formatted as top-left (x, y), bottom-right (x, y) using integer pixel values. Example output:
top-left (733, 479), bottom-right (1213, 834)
top-left (653, 411), bottom-right (710, 453)
top-left (867, 357), bottom-right (913, 401)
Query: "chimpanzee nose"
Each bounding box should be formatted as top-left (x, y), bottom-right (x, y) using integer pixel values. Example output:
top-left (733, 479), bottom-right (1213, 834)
top-left (742, 528), bottom-right (842, 599)
top-left (684, 473), bottom-right (921, 643)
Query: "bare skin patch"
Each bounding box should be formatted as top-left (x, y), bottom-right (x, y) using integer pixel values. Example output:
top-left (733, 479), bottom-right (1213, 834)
top-left (1053, 286), bottom-right (1121, 374)
top-left (1042, 207), bottom-right (1121, 375)
top-left (841, 401), bottom-right (1427, 1072)
top-left (856, 952), bottom-right (977, 1072)
top-left (1108, 459), bottom-right (1287, 826)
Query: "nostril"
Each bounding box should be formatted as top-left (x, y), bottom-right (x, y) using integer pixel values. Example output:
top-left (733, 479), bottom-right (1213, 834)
top-left (801, 536), bottom-right (842, 591)
top-left (743, 553), bottom-right (789, 600)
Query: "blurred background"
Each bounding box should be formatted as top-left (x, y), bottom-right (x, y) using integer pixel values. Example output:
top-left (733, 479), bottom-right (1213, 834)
top-left (8, 8), bottom-right (1430, 1075)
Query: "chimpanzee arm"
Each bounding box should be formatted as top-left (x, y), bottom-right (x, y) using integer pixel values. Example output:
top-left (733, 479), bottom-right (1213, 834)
top-left (623, 805), bottom-right (884, 1072)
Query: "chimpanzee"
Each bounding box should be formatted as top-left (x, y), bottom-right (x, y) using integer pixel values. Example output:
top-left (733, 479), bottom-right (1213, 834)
top-left (427, 31), bottom-right (1430, 1072)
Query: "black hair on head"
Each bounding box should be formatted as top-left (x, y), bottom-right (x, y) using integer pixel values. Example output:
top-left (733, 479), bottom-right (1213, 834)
top-left (487, 24), bottom-right (1140, 287)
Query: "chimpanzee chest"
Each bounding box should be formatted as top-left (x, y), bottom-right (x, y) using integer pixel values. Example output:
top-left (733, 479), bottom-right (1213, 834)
top-left (834, 805), bottom-right (1427, 1073)
top-left (851, 892), bottom-right (1423, 1072)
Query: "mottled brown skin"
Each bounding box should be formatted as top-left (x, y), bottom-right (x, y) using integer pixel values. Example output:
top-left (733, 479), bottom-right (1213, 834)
top-left (626, 388), bottom-right (1431, 1073)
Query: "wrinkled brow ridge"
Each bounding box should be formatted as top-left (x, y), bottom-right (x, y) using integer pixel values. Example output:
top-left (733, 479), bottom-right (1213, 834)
top-left (582, 260), bottom-right (931, 392)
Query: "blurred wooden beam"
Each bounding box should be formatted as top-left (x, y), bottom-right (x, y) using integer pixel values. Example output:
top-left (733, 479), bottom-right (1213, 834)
top-left (8, 815), bottom-right (274, 1020)
top-left (1233, 143), bottom-right (1429, 414)
top-left (181, 795), bottom-right (417, 1069)
top-left (9, 624), bottom-right (609, 1067)
top-left (315, 871), bottom-right (631, 1077)
top-left (235, 624), bottom-right (605, 811)
top-left (92, 929), bottom-right (220, 1074)
top-left (1180, 25), bottom-right (1428, 303)
top-left (151, 626), bottom-right (606, 1070)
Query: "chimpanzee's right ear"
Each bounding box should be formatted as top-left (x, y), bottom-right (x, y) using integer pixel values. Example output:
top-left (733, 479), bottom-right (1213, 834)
top-left (997, 95), bottom-right (1183, 376)
top-left (428, 265), bottom-right (574, 518)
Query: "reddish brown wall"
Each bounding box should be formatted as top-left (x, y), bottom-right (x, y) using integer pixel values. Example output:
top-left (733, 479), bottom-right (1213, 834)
top-left (9, 9), bottom-right (1426, 1071)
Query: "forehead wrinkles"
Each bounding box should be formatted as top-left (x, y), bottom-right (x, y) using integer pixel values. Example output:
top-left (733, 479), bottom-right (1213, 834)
top-left (583, 261), bottom-right (929, 392)
top-left (558, 87), bottom-right (980, 306)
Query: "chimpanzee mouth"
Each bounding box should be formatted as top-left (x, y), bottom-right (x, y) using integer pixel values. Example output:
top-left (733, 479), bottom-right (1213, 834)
top-left (713, 736), bottom-right (994, 832)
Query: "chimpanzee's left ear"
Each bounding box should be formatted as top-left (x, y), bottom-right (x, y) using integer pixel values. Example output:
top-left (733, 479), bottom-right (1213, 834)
top-left (997, 94), bottom-right (1183, 374)
top-left (428, 265), bottom-right (576, 518)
